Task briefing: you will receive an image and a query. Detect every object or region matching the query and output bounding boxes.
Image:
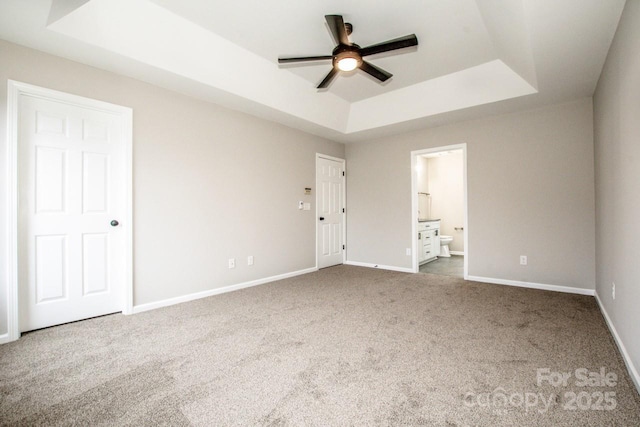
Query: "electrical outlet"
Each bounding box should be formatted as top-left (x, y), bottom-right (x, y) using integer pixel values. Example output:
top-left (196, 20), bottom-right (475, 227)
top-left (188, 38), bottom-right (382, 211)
top-left (248, 256), bottom-right (254, 266)
top-left (612, 282), bottom-right (615, 300)
top-left (520, 255), bottom-right (527, 265)
top-left (298, 201), bottom-right (304, 210)
top-left (228, 258), bottom-right (235, 269)
top-left (406, 248), bottom-right (411, 256)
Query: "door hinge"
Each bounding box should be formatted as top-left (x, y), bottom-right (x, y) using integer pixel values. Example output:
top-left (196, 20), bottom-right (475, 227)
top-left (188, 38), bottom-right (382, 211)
top-left (342, 208), bottom-right (345, 213)
top-left (343, 245), bottom-right (345, 250)
top-left (342, 171), bottom-right (345, 176)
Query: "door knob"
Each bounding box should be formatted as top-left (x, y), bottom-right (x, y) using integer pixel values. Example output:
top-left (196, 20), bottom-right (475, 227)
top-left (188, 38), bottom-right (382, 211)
top-left (110, 220), bottom-right (119, 227)
top-left (319, 217), bottom-right (325, 221)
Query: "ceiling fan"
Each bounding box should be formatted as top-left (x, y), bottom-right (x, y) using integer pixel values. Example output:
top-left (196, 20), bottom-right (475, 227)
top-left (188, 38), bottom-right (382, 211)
top-left (278, 15), bottom-right (418, 89)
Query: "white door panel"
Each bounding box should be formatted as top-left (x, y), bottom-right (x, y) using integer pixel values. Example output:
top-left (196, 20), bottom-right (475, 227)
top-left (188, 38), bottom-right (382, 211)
top-left (82, 233), bottom-right (110, 295)
top-left (35, 147), bottom-right (67, 213)
top-left (19, 95), bottom-right (125, 332)
top-left (82, 152), bottom-right (110, 213)
top-left (317, 157), bottom-right (344, 269)
top-left (35, 235), bottom-right (68, 303)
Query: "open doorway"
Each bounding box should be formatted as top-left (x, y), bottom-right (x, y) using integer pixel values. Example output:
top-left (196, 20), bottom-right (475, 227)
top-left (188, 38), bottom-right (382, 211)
top-left (411, 144), bottom-right (468, 279)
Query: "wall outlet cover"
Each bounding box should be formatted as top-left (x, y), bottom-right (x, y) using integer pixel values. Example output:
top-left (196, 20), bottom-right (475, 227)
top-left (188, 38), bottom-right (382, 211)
top-left (228, 258), bottom-right (235, 269)
top-left (248, 256), bottom-right (254, 266)
top-left (520, 255), bottom-right (527, 265)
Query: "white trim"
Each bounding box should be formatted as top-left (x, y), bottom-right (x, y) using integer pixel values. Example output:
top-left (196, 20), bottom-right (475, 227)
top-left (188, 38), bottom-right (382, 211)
top-left (4, 80), bottom-right (133, 341)
top-left (316, 153), bottom-right (345, 163)
top-left (121, 107), bottom-right (134, 315)
top-left (467, 275), bottom-right (595, 296)
top-left (0, 333), bottom-right (10, 345)
top-left (594, 292), bottom-right (640, 395)
top-left (344, 260), bottom-right (413, 273)
top-left (450, 251), bottom-right (465, 256)
top-left (5, 81), bottom-right (20, 343)
top-left (315, 153), bottom-right (346, 269)
top-left (132, 267), bottom-right (318, 314)
top-left (411, 144), bottom-right (468, 279)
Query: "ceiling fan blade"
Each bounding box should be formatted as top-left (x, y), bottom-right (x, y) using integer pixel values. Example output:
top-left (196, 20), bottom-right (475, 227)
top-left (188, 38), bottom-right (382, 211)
top-left (278, 55), bottom-right (333, 64)
top-left (360, 34), bottom-right (418, 57)
top-left (359, 61), bottom-right (392, 82)
top-left (325, 15), bottom-right (350, 45)
top-left (317, 68), bottom-right (339, 89)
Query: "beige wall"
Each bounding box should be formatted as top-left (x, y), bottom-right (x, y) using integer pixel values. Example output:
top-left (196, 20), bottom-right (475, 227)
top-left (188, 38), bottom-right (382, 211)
top-left (416, 156), bottom-right (429, 194)
top-left (427, 152), bottom-right (465, 253)
top-left (0, 40), bottom-right (344, 335)
top-left (416, 156), bottom-right (430, 220)
top-left (346, 98), bottom-right (595, 289)
top-left (593, 0), bottom-right (640, 388)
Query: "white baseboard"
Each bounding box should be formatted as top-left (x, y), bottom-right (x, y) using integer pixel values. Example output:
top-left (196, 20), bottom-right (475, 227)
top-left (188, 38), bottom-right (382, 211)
top-left (344, 260), bottom-right (413, 273)
top-left (450, 251), bottom-right (465, 256)
top-left (466, 275), bottom-right (595, 296)
top-left (132, 267), bottom-right (318, 314)
top-left (594, 292), bottom-right (640, 395)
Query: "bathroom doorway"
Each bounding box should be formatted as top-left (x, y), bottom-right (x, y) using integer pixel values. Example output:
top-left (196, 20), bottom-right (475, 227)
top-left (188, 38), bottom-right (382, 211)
top-left (411, 144), bottom-right (468, 279)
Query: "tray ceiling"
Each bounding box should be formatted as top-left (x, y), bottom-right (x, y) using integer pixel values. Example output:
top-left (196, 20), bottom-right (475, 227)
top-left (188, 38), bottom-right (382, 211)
top-left (0, 0), bottom-right (625, 142)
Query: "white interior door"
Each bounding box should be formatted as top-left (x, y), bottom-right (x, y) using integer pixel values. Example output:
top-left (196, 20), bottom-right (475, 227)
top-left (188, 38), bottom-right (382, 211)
top-left (317, 156), bottom-right (345, 269)
top-left (18, 94), bottom-right (126, 332)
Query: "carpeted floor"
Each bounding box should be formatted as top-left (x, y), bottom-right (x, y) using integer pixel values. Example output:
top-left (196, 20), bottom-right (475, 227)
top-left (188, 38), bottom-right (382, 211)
top-left (1, 265), bottom-right (639, 426)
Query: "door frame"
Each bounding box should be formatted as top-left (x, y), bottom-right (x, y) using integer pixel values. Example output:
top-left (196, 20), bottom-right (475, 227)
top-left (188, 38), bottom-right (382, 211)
top-left (315, 153), bottom-right (346, 269)
top-left (3, 80), bottom-right (133, 343)
top-left (410, 143), bottom-right (468, 278)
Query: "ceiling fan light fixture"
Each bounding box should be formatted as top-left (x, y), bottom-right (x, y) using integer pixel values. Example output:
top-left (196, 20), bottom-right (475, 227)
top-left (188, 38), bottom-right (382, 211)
top-left (337, 56), bottom-right (359, 72)
top-left (334, 48), bottom-right (362, 72)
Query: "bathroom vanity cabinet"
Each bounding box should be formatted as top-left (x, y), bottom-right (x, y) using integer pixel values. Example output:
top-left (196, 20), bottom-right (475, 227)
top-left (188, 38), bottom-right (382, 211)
top-left (418, 220), bottom-right (441, 264)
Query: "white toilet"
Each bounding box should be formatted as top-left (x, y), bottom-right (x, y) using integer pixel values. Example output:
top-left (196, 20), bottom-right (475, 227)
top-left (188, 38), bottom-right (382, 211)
top-left (439, 235), bottom-right (453, 257)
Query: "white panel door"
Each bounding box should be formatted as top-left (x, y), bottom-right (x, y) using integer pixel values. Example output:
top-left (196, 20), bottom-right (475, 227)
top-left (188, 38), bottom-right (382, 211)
top-left (317, 157), bottom-right (344, 269)
top-left (18, 95), bottom-right (126, 332)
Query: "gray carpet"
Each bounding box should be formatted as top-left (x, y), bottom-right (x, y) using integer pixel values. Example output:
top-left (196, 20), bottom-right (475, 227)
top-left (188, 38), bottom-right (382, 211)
top-left (1, 265), bottom-right (639, 426)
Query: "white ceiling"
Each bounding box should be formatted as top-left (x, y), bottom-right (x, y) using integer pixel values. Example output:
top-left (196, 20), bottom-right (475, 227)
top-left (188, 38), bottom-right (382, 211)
top-left (0, 0), bottom-right (626, 143)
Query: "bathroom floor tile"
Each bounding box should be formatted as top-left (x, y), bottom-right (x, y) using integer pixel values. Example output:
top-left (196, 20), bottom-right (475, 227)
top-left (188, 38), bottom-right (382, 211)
top-left (419, 255), bottom-right (464, 278)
